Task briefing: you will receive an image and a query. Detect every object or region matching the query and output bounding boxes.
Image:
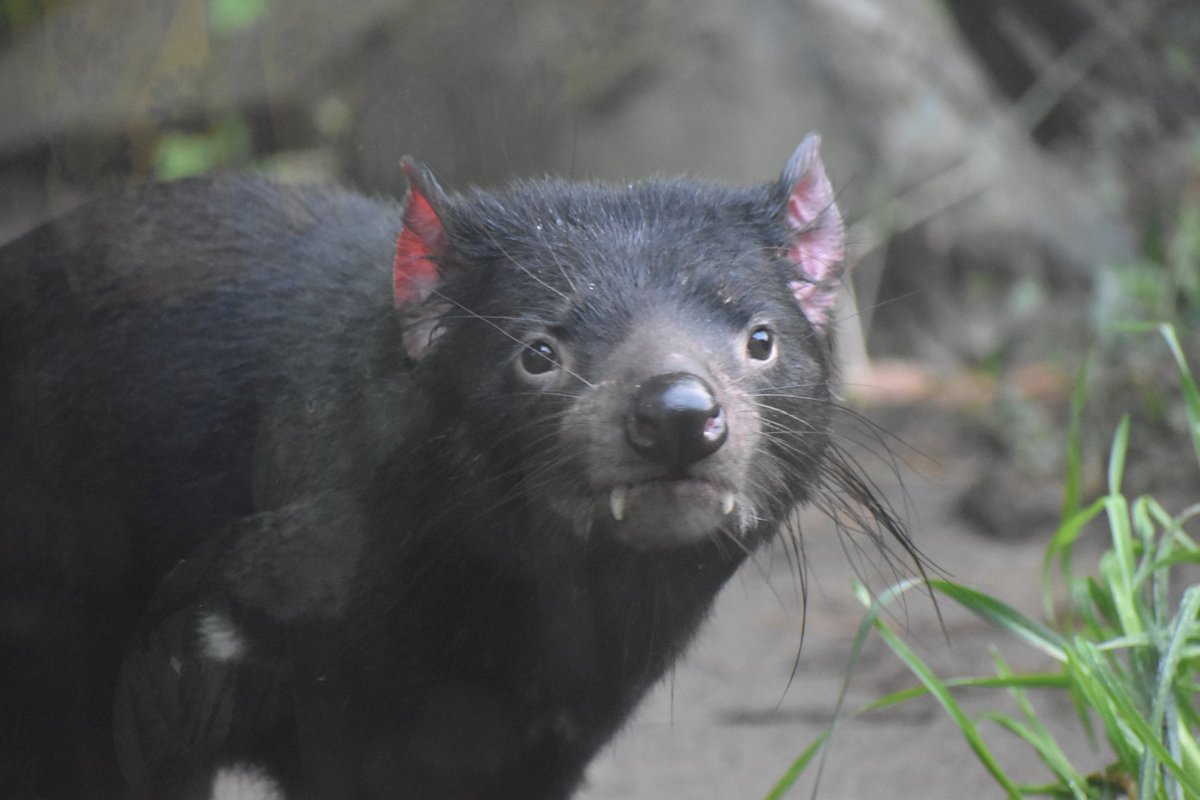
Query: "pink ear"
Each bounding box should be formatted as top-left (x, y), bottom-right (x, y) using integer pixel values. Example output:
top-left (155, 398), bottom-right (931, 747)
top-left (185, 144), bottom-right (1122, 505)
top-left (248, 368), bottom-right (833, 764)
top-left (779, 134), bottom-right (845, 333)
top-left (393, 160), bottom-right (447, 307)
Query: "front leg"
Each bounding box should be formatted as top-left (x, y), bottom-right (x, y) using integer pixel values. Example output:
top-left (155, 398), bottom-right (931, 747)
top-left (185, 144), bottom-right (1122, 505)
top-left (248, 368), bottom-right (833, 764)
top-left (114, 491), bottom-right (367, 799)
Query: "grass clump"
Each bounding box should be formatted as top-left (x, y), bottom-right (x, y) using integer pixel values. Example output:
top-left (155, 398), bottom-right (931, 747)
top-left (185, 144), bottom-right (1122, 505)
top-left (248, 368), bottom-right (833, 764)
top-left (771, 324), bottom-right (1200, 800)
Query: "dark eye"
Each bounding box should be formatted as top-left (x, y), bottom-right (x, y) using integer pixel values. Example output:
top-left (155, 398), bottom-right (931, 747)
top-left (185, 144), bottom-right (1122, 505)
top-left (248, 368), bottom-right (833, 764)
top-left (520, 339), bottom-right (559, 375)
top-left (746, 326), bottom-right (774, 361)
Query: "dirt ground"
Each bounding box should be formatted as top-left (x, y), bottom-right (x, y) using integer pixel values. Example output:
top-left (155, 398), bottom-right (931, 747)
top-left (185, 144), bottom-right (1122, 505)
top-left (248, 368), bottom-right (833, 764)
top-left (578, 408), bottom-right (1111, 800)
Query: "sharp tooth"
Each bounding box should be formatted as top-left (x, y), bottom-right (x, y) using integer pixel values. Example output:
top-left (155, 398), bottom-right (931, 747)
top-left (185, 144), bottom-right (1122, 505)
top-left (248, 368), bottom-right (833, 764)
top-left (610, 486), bottom-right (628, 521)
top-left (720, 492), bottom-right (736, 516)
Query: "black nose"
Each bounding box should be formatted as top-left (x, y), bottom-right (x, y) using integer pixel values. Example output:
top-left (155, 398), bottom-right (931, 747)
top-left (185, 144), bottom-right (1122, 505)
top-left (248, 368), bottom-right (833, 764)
top-left (626, 372), bottom-right (728, 470)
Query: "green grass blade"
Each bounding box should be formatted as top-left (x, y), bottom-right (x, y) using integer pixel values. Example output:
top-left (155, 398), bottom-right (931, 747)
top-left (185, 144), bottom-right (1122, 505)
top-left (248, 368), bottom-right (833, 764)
top-left (1062, 357), bottom-right (1091, 519)
top-left (930, 580), bottom-right (1068, 660)
top-left (1177, 722), bottom-right (1200, 793)
top-left (1103, 489), bottom-right (1143, 638)
top-left (861, 673), bottom-right (1070, 714)
top-left (1084, 575), bottom-right (1120, 635)
top-left (1108, 415), bottom-right (1130, 497)
top-left (1062, 637), bottom-right (1155, 771)
top-left (991, 652), bottom-right (1091, 800)
top-left (1075, 641), bottom-right (1189, 789)
top-left (1130, 496), bottom-right (1160, 592)
top-left (858, 587), bottom-right (1023, 798)
top-left (1043, 497), bottom-right (1108, 621)
top-left (1145, 587), bottom-right (1200, 797)
top-left (1153, 550), bottom-right (1200, 569)
top-left (1095, 633), bottom-right (1154, 652)
top-left (763, 729), bottom-right (830, 800)
top-left (982, 713), bottom-right (1088, 800)
top-left (765, 580), bottom-right (920, 799)
top-left (1064, 673), bottom-right (1101, 753)
top-left (1157, 324), bottom-right (1200, 466)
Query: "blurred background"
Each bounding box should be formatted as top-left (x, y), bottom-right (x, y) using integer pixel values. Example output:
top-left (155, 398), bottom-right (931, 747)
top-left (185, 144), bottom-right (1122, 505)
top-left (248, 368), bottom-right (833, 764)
top-left (1, 0), bottom-right (1197, 796)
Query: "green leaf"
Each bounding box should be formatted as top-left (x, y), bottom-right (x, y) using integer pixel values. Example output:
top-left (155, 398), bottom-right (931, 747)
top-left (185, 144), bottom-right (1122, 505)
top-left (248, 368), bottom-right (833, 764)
top-left (154, 134), bottom-right (221, 180)
top-left (152, 117), bottom-right (252, 180)
top-left (207, 0), bottom-right (266, 33)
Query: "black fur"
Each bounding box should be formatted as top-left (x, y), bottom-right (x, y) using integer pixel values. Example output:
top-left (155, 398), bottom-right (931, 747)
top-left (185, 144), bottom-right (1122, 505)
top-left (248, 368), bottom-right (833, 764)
top-left (0, 150), bottom-right (901, 799)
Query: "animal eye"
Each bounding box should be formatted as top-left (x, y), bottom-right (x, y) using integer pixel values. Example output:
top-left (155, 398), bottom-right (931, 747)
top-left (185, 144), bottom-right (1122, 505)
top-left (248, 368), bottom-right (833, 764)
top-left (520, 339), bottom-right (559, 375)
top-left (746, 326), bottom-right (774, 361)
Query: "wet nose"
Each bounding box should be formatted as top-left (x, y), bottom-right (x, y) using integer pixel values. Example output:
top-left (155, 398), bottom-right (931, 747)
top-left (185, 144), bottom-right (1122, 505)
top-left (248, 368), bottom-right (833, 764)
top-left (626, 372), bottom-right (727, 470)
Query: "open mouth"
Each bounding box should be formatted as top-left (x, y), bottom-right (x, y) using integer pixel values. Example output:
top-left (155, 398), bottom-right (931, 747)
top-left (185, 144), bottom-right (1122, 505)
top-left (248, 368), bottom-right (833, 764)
top-left (605, 479), bottom-right (737, 524)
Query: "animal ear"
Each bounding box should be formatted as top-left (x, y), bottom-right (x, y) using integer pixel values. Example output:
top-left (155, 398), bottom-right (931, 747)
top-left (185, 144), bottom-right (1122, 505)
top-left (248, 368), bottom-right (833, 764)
top-left (774, 133), bottom-right (845, 333)
top-left (395, 158), bottom-right (451, 359)
top-left (394, 157), bottom-right (449, 307)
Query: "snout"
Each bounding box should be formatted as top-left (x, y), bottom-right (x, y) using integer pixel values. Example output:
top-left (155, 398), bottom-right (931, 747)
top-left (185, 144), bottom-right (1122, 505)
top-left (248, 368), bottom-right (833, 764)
top-left (555, 327), bottom-right (761, 550)
top-left (625, 372), bottom-right (728, 472)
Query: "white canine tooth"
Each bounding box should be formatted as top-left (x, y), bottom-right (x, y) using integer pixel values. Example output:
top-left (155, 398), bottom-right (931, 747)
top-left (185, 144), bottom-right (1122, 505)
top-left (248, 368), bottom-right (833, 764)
top-left (610, 486), bottom-right (628, 521)
top-left (720, 492), bottom-right (736, 516)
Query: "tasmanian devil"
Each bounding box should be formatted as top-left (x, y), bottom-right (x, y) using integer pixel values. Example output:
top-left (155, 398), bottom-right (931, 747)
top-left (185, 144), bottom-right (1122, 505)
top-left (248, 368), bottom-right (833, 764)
top-left (0, 133), bottom-right (909, 799)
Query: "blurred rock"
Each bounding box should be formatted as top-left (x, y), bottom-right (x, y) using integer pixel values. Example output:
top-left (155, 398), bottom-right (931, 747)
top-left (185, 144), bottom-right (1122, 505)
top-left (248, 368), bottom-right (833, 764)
top-left (2, 0), bottom-right (1196, 376)
top-left (957, 465), bottom-right (1063, 541)
top-left (2, 0), bottom-right (1170, 368)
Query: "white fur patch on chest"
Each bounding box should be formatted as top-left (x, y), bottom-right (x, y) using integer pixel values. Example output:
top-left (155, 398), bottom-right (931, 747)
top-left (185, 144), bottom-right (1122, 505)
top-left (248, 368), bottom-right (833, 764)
top-left (210, 763), bottom-right (285, 800)
top-left (197, 611), bottom-right (247, 663)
